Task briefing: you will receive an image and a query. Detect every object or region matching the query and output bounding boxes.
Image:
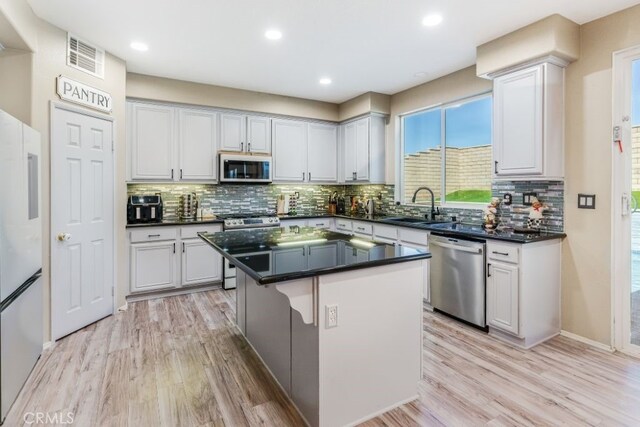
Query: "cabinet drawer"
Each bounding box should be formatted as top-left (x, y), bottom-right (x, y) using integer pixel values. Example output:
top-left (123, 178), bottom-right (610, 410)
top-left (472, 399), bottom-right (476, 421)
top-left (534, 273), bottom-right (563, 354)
top-left (335, 219), bottom-right (352, 231)
top-left (487, 242), bottom-right (519, 264)
top-left (130, 227), bottom-right (177, 243)
top-left (398, 228), bottom-right (429, 246)
top-left (308, 218), bottom-right (332, 229)
top-left (352, 221), bottom-right (373, 235)
top-left (180, 224), bottom-right (222, 239)
top-left (373, 224), bottom-right (398, 240)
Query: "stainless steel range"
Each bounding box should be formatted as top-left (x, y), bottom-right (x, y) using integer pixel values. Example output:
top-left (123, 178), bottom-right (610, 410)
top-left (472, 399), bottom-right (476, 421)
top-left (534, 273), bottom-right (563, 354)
top-left (217, 213), bottom-right (281, 289)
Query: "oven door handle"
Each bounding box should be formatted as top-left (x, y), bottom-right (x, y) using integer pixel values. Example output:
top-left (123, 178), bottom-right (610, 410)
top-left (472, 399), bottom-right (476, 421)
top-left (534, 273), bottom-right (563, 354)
top-left (430, 240), bottom-right (483, 254)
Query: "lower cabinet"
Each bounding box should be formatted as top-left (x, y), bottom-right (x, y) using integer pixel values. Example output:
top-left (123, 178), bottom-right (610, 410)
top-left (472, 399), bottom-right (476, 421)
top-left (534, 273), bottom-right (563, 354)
top-left (129, 224), bottom-right (223, 294)
top-left (486, 261), bottom-right (519, 335)
top-left (130, 241), bottom-right (178, 292)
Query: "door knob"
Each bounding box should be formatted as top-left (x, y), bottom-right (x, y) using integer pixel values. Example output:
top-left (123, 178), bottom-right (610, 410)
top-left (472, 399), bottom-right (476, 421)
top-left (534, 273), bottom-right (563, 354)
top-left (57, 233), bottom-right (72, 242)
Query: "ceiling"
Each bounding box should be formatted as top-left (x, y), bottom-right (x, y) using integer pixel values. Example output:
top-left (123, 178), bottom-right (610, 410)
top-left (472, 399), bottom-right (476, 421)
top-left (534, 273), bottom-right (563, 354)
top-left (27, 0), bottom-right (640, 103)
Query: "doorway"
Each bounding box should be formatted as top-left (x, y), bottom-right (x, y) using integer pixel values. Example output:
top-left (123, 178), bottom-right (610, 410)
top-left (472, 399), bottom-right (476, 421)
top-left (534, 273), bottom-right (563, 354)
top-left (50, 103), bottom-right (115, 340)
top-left (613, 47), bottom-right (640, 355)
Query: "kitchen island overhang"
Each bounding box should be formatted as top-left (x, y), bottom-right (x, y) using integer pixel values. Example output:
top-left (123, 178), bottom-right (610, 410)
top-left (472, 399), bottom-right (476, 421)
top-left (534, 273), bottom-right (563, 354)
top-left (199, 228), bottom-right (429, 427)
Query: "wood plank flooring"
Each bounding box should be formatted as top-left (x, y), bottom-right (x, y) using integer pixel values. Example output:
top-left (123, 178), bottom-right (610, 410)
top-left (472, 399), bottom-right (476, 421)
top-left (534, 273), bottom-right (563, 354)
top-left (5, 289), bottom-right (640, 426)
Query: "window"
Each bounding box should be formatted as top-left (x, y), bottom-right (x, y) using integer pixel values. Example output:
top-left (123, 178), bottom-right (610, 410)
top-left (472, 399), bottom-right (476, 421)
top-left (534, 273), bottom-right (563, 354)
top-left (400, 94), bottom-right (492, 207)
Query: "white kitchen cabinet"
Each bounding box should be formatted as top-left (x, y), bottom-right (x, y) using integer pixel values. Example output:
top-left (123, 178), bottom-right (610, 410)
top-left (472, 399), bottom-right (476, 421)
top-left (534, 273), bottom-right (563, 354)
top-left (486, 261), bottom-right (519, 335)
top-left (220, 113), bottom-right (271, 154)
top-left (307, 244), bottom-right (338, 269)
top-left (307, 123), bottom-right (338, 182)
top-left (129, 103), bottom-right (175, 180)
top-left (272, 119), bottom-right (308, 182)
top-left (307, 218), bottom-right (333, 229)
top-left (178, 108), bottom-right (218, 181)
top-left (351, 220), bottom-right (373, 238)
top-left (280, 218), bottom-right (308, 232)
top-left (128, 101), bottom-right (219, 182)
top-left (493, 62), bottom-right (564, 179)
top-left (130, 240), bottom-right (178, 292)
top-left (340, 115), bottom-right (385, 183)
top-left (485, 239), bottom-right (562, 348)
top-left (273, 247), bottom-right (308, 274)
top-left (128, 224), bottom-right (223, 296)
top-left (181, 238), bottom-right (222, 286)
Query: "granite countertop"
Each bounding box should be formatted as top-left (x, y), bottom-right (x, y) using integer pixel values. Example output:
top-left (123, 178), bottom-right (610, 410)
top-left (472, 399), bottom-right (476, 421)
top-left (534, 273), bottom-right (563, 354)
top-left (126, 212), bottom-right (565, 243)
top-left (198, 227), bottom-right (430, 285)
top-left (125, 218), bottom-right (223, 228)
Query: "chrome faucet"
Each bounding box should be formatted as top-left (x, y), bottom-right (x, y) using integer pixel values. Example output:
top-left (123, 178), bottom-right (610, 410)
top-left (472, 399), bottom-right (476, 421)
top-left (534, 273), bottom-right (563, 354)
top-left (411, 187), bottom-right (440, 220)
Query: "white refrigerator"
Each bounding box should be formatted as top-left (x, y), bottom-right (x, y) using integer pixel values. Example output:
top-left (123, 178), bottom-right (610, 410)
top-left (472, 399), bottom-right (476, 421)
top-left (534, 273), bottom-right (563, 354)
top-left (0, 110), bottom-right (43, 423)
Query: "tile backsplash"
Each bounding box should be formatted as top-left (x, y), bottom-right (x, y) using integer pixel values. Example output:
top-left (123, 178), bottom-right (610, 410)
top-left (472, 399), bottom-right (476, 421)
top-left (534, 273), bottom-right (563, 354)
top-left (128, 180), bottom-right (564, 232)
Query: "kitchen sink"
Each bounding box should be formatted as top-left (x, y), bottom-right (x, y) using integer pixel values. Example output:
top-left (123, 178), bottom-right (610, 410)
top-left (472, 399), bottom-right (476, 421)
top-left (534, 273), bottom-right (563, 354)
top-left (382, 217), bottom-right (449, 225)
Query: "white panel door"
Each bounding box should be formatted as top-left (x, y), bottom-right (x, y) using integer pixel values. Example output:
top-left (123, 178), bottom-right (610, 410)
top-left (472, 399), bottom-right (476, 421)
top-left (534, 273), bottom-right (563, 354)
top-left (220, 113), bottom-right (246, 152)
top-left (487, 261), bottom-right (520, 335)
top-left (181, 238), bottom-right (222, 286)
top-left (51, 106), bottom-right (114, 340)
top-left (179, 108), bottom-right (218, 181)
top-left (272, 119), bottom-right (307, 182)
top-left (307, 123), bottom-right (337, 182)
top-left (494, 65), bottom-right (544, 176)
top-left (130, 241), bottom-right (178, 292)
top-left (130, 103), bottom-right (175, 180)
top-left (355, 117), bottom-right (370, 180)
top-left (246, 116), bottom-right (271, 154)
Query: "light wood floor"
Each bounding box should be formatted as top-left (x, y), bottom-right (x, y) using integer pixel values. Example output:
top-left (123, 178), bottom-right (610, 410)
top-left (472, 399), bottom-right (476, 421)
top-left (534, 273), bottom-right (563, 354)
top-left (6, 290), bottom-right (640, 427)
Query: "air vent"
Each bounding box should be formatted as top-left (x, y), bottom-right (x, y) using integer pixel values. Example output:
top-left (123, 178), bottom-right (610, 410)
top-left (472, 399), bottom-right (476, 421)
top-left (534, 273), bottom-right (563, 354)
top-left (67, 33), bottom-right (104, 78)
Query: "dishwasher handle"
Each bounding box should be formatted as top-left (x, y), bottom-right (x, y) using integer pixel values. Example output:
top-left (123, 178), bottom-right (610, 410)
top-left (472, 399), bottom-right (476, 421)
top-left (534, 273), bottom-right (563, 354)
top-left (430, 240), bottom-right (483, 254)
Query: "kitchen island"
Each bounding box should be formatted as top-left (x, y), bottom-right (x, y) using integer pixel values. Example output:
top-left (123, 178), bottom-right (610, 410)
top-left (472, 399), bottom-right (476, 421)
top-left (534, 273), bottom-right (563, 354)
top-left (199, 227), bottom-right (430, 427)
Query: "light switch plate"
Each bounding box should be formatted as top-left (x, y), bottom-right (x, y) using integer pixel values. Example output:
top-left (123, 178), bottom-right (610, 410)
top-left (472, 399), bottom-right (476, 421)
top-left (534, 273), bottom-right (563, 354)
top-left (578, 194), bottom-right (596, 209)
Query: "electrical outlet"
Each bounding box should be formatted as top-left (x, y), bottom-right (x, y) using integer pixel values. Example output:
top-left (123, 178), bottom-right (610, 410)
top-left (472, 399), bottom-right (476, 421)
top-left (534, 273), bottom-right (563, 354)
top-left (325, 305), bottom-right (338, 328)
top-left (522, 192), bottom-right (537, 206)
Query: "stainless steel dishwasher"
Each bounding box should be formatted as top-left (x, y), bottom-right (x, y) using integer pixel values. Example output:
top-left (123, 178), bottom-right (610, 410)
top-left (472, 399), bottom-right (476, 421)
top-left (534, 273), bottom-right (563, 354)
top-left (429, 234), bottom-right (486, 328)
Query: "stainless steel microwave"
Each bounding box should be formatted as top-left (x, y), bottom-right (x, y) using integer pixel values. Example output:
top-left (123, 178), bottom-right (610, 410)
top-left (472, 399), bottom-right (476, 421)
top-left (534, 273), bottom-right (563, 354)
top-left (219, 154), bottom-right (272, 183)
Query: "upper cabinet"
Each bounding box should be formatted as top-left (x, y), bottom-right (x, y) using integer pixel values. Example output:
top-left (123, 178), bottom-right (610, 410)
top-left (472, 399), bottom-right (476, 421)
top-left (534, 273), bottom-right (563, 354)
top-left (220, 113), bottom-right (271, 154)
top-left (493, 62), bottom-right (564, 180)
top-left (128, 101), bottom-right (219, 182)
top-left (272, 119), bottom-right (338, 183)
top-left (340, 115), bottom-right (385, 184)
top-left (129, 103), bottom-right (175, 181)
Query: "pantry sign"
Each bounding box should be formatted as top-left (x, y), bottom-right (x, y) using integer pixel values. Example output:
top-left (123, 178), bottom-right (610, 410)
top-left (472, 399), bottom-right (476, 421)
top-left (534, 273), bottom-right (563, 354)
top-left (56, 76), bottom-right (112, 113)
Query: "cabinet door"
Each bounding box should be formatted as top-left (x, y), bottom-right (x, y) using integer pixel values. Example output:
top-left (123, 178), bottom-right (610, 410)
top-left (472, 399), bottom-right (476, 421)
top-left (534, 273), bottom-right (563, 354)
top-left (307, 244), bottom-right (337, 269)
top-left (130, 103), bottom-right (175, 180)
top-left (220, 113), bottom-right (246, 152)
top-left (307, 123), bottom-right (337, 182)
top-left (272, 119), bottom-right (307, 182)
top-left (246, 116), bottom-right (271, 154)
top-left (273, 247), bottom-right (308, 275)
top-left (486, 261), bottom-right (519, 335)
top-left (130, 241), bottom-right (177, 292)
top-left (355, 117), bottom-right (370, 180)
top-left (343, 122), bottom-right (357, 182)
top-left (178, 109), bottom-right (218, 181)
top-left (281, 219), bottom-right (308, 232)
top-left (494, 65), bottom-right (543, 176)
top-left (399, 242), bottom-right (430, 303)
top-left (181, 238), bottom-right (222, 286)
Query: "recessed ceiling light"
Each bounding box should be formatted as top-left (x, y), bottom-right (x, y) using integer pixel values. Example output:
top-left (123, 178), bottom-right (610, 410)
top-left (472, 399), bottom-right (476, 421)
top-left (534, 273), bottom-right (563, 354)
top-left (319, 77), bottom-right (332, 85)
top-left (265, 29), bottom-right (283, 40)
top-left (130, 41), bottom-right (149, 52)
top-left (422, 14), bottom-right (443, 27)
top-left (414, 72), bottom-right (428, 78)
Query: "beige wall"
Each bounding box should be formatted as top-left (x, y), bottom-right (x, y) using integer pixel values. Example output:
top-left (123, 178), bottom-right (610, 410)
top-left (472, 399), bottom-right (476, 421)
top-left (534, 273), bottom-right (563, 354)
top-left (0, 0), bottom-right (39, 51)
top-left (4, 15), bottom-right (128, 342)
top-left (338, 92), bottom-right (391, 121)
top-left (562, 4), bottom-right (640, 345)
top-left (127, 72), bottom-right (339, 122)
top-left (386, 66), bottom-right (493, 183)
top-left (476, 14), bottom-right (580, 77)
top-left (0, 49), bottom-right (32, 123)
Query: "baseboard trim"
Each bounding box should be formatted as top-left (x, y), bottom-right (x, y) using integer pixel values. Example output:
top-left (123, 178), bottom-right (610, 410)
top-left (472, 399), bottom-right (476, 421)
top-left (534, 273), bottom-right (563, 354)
top-left (42, 341), bottom-right (53, 351)
top-left (126, 282), bottom-right (223, 303)
top-left (117, 302), bottom-right (128, 312)
top-left (560, 330), bottom-right (614, 353)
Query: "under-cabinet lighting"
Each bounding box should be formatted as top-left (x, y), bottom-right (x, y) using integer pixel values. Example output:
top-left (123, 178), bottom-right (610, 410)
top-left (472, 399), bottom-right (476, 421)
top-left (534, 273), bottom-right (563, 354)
top-left (350, 239), bottom-right (376, 248)
top-left (277, 238), bottom-right (328, 247)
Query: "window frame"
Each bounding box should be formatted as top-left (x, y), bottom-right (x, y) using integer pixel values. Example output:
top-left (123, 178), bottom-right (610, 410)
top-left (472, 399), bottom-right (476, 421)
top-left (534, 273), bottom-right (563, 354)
top-left (397, 91), bottom-right (493, 210)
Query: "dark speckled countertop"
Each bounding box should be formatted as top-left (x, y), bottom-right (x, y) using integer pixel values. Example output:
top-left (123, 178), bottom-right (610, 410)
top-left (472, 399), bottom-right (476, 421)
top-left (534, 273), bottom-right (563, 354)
top-left (198, 227), bottom-right (430, 285)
